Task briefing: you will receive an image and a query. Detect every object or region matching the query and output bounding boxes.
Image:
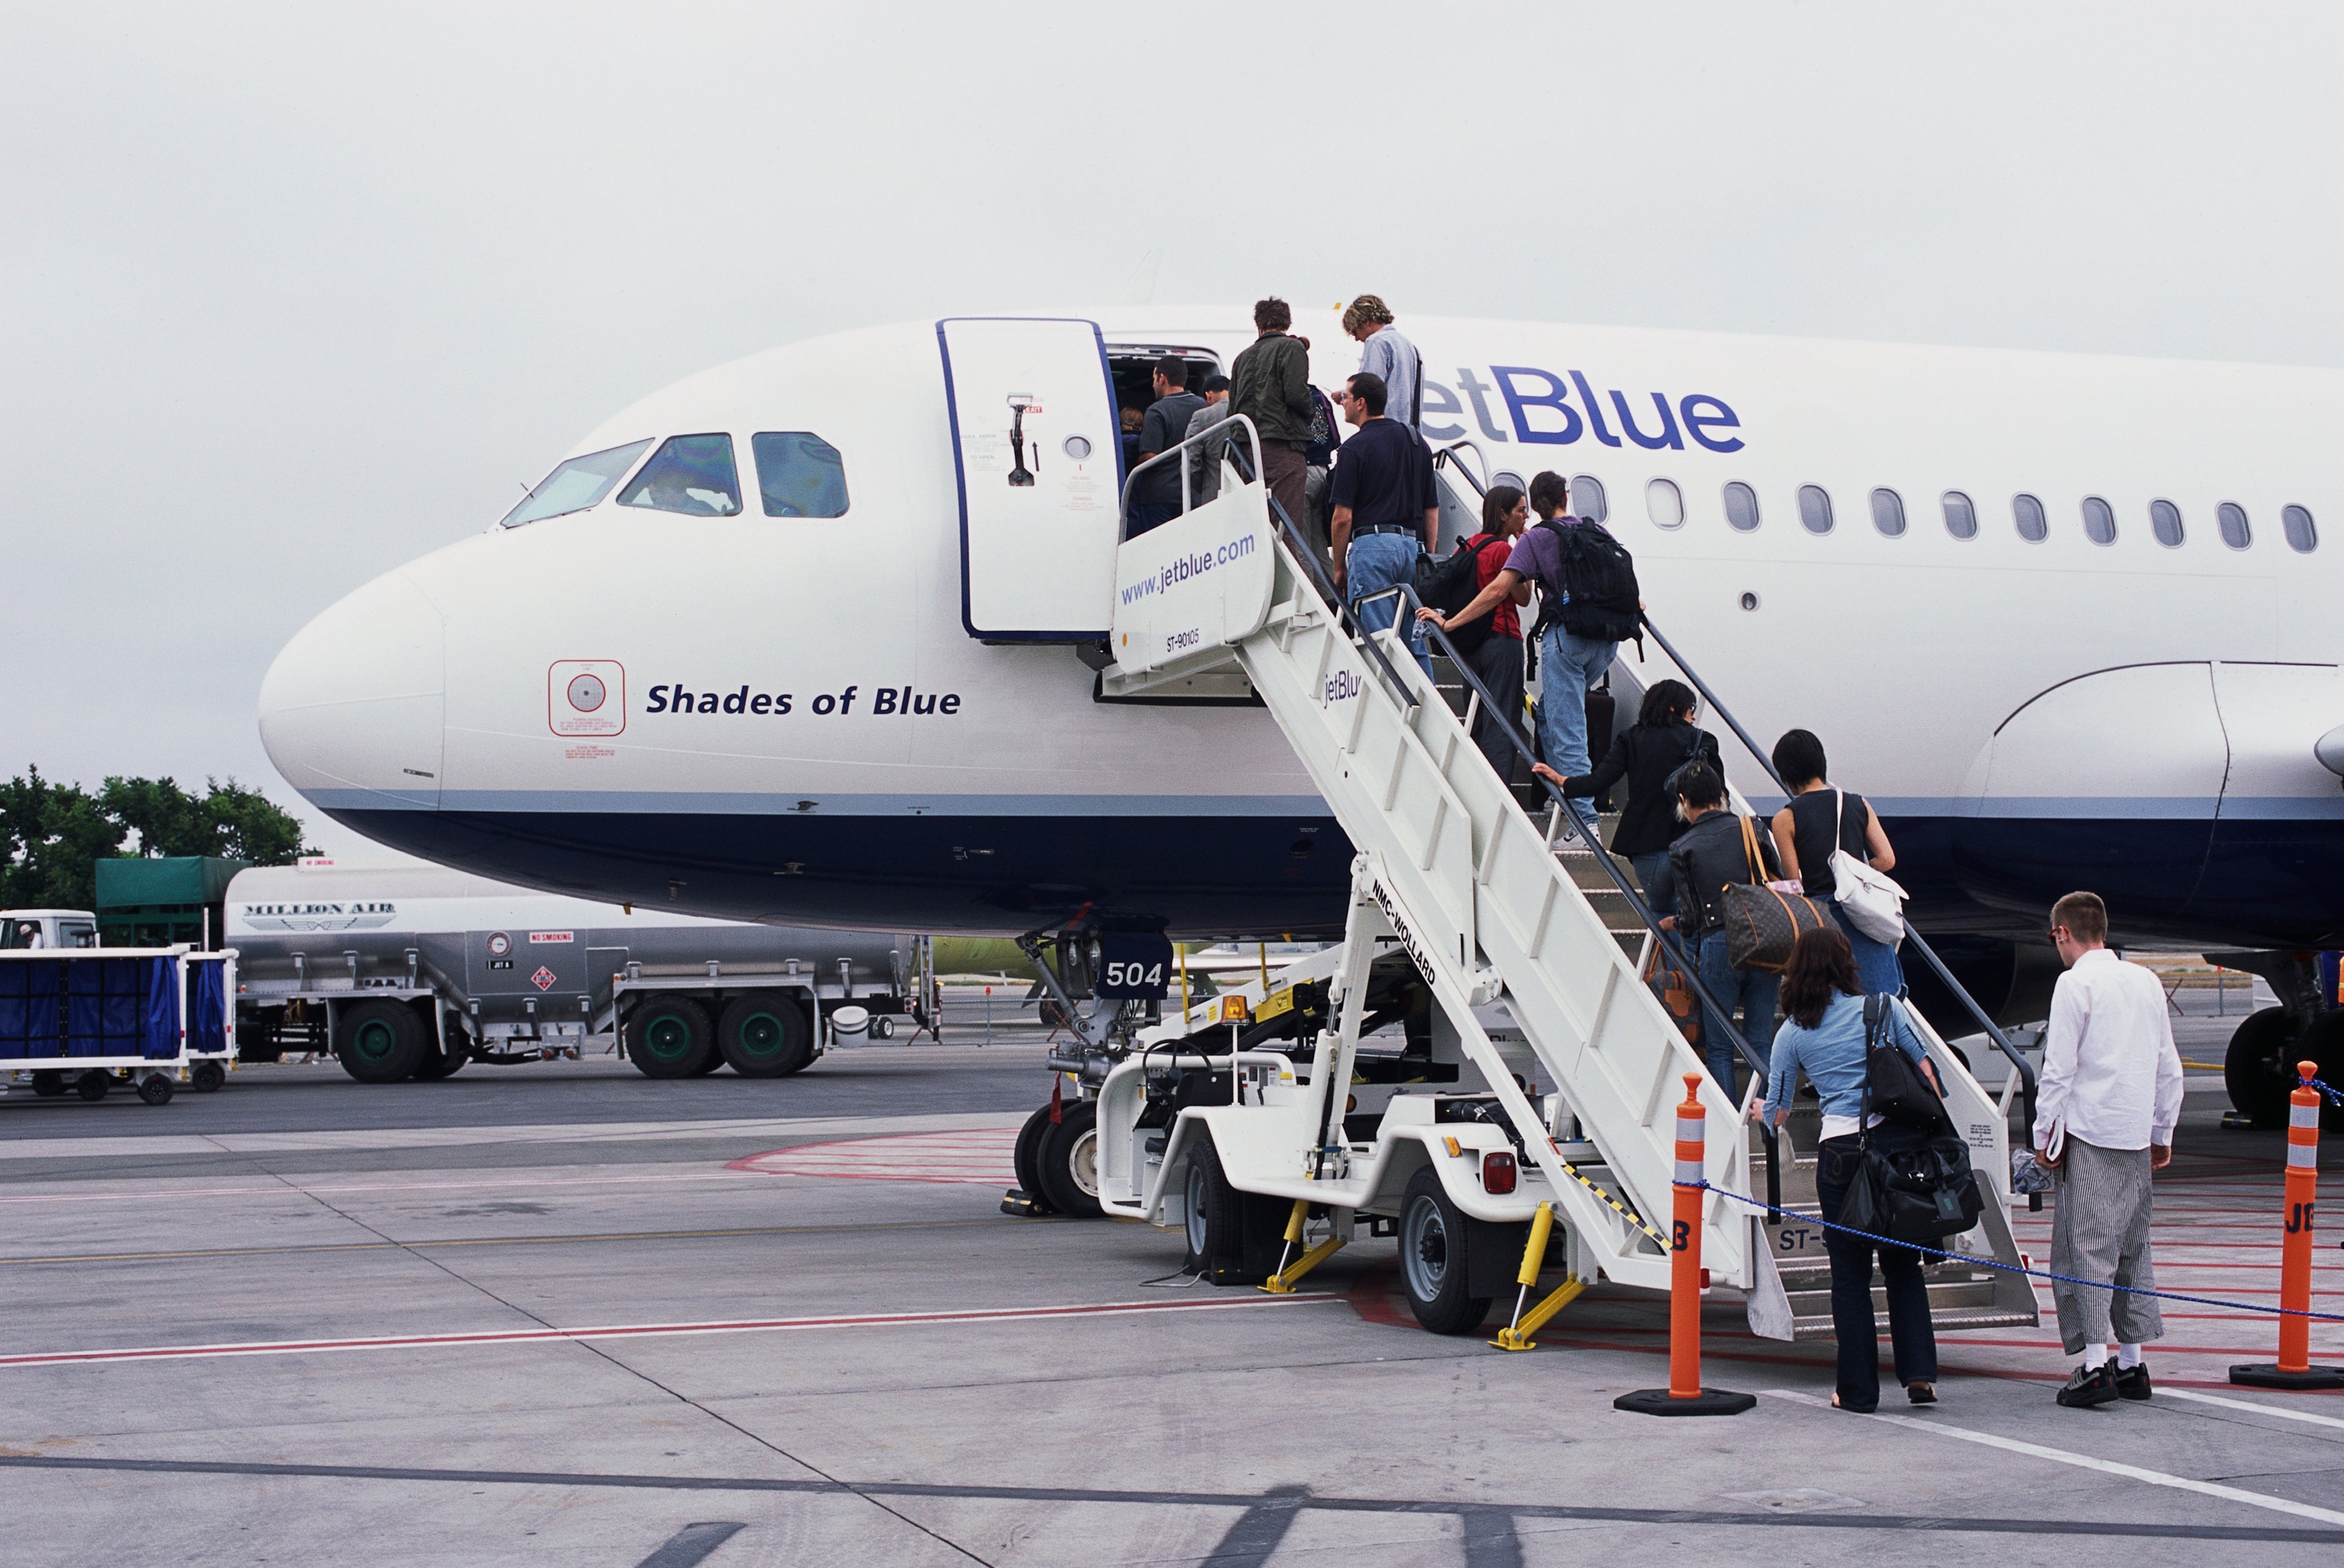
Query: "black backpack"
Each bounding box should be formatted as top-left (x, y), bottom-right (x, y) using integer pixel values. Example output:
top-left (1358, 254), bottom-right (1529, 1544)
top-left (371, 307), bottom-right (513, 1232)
top-left (1527, 519), bottom-right (1642, 644)
top-left (1414, 534), bottom-right (1505, 657)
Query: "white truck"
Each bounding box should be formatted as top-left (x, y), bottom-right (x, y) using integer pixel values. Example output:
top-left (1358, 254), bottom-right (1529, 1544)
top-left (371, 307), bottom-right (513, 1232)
top-left (225, 862), bottom-right (927, 1084)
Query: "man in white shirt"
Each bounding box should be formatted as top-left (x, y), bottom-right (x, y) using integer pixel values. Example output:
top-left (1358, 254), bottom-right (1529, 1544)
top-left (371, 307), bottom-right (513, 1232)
top-left (2033, 891), bottom-right (2185, 1409)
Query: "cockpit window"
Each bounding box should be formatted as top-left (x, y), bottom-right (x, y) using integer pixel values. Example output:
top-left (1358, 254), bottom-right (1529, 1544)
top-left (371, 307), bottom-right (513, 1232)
top-left (619, 435), bottom-right (742, 517)
top-left (501, 439), bottom-right (654, 528)
top-left (752, 432), bottom-right (851, 518)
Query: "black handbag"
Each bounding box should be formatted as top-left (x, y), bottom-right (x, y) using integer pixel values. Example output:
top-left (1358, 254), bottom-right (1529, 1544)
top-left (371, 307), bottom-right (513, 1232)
top-left (1839, 1005), bottom-right (1984, 1244)
top-left (1863, 994), bottom-right (1950, 1129)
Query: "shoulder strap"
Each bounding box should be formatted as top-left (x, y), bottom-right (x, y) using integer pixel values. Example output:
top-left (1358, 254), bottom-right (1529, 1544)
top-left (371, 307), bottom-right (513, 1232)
top-left (1834, 789), bottom-right (1845, 841)
top-left (1738, 814), bottom-right (1763, 882)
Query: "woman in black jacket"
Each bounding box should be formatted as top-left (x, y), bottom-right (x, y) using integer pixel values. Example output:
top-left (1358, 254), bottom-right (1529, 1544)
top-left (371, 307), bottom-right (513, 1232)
top-left (1536, 679), bottom-right (1719, 916)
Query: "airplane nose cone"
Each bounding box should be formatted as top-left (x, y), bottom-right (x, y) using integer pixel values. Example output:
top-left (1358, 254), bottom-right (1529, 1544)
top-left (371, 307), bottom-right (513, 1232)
top-left (260, 569), bottom-right (446, 813)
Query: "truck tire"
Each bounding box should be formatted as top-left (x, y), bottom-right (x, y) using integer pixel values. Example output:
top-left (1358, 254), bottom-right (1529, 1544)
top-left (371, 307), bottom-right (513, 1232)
top-left (1182, 1134), bottom-right (1242, 1277)
top-left (1036, 1101), bottom-right (1103, 1219)
top-left (1400, 1166), bottom-right (1493, 1335)
top-left (1011, 1104), bottom-right (1058, 1215)
top-left (336, 999), bottom-right (427, 1083)
top-left (718, 992), bottom-right (814, 1077)
top-left (413, 1019), bottom-right (468, 1081)
top-left (627, 995), bottom-right (714, 1077)
top-left (31, 1071), bottom-right (66, 1097)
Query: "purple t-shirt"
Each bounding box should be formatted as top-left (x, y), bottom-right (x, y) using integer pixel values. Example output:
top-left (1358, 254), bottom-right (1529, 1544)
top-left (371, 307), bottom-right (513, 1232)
top-left (1502, 516), bottom-right (1611, 589)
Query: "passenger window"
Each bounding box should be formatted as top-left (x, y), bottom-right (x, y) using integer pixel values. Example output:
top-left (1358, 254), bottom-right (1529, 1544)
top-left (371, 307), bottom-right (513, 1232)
top-left (2284, 504), bottom-right (2318, 552)
top-left (1942, 491), bottom-right (1977, 539)
top-left (2218, 502), bottom-right (2251, 549)
top-left (619, 435), bottom-right (741, 517)
top-left (2149, 499), bottom-right (2183, 547)
top-left (1570, 475), bottom-right (1607, 522)
top-left (752, 432), bottom-right (850, 518)
top-left (2081, 496), bottom-right (2116, 545)
top-left (501, 439), bottom-right (655, 528)
top-left (1798, 485), bottom-right (1833, 535)
top-left (1645, 477), bottom-right (1684, 529)
top-left (1723, 481), bottom-right (1760, 532)
top-left (2013, 493), bottom-right (2047, 541)
top-left (1869, 488), bottom-right (1906, 537)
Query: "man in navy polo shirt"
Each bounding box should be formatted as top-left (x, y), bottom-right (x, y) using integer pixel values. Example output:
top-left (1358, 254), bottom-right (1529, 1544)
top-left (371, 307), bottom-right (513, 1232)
top-left (1328, 371), bottom-right (1437, 677)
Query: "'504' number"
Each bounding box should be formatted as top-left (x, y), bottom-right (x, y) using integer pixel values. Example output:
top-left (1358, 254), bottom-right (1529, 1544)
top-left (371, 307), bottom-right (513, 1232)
top-left (1103, 961), bottom-right (1165, 989)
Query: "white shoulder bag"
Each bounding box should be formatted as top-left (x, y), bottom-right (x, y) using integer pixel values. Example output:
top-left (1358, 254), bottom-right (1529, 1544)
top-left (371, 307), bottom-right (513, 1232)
top-left (1828, 789), bottom-right (1909, 944)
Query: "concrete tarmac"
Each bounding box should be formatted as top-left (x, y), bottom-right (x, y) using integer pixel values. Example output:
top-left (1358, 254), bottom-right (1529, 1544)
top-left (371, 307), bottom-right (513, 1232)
top-left (4, 997), bottom-right (2342, 1565)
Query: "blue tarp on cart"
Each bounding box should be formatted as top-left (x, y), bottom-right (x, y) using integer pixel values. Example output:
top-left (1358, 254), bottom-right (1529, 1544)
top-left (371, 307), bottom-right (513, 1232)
top-left (187, 959), bottom-right (227, 1056)
top-left (0, 959), bottom-right (65, 1058)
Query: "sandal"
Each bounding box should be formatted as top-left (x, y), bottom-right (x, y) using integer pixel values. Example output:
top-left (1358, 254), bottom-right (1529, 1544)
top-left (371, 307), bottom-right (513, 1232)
top-left (1906, 1382), bottom-right (1937, 1405)
top-left (1830, 1392), bottom-right (1877, 1414)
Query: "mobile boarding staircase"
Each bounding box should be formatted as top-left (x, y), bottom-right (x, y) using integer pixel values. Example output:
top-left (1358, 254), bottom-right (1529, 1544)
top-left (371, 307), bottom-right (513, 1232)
top-left (1090, 417), bottom-right (2037, 1340)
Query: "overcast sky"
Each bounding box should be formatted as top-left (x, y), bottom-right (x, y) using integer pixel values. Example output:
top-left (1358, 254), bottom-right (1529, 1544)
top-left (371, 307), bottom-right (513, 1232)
top-left (4, 2), bottom-right (2337, 856)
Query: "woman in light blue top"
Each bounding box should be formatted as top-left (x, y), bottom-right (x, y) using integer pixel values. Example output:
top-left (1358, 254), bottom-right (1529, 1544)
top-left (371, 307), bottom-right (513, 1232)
top-left (1753, 927), bottom-right (1944, 1413)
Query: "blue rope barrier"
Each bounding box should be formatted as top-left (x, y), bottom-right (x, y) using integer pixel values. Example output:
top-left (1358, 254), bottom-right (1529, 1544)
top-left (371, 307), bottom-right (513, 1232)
top-left (2300, 1071), bottom-right (2344, 1107)
top-left (1685, 1179), bottom-right (2344, 1324)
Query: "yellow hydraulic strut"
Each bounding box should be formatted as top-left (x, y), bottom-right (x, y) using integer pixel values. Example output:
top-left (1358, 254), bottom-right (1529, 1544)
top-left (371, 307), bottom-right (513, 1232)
top-left (1261, 1199), bottom-right (1345, 1294)
top-left (1491, 1202), bottom-right (1586, 1351)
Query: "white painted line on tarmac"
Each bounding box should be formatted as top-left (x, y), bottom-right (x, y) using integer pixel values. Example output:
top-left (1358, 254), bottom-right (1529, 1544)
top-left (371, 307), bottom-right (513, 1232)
top-left (1763, 1388), bottom-right (2344, 1529)
top-left (0, 1293), bottom-right (1345, 1370)
top-left (2159, 1387), bottom-right (2344, 1431)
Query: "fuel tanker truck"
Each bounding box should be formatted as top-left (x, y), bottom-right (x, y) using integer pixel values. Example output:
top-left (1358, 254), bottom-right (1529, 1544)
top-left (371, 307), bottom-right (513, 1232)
top-left (226, 861), bottom-right (928, 1083)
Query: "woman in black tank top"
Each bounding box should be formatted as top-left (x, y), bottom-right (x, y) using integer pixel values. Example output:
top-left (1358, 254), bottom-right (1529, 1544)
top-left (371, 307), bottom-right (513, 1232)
top-left (1766, 728), bottom-right (1905, 994)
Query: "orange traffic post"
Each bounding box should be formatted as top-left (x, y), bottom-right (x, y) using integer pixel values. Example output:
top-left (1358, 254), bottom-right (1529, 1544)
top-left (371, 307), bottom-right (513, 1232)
top-left (1616, 1073), bottom-right (1756, 1416)
top-left (2232, 1060), bottom-right (2344, 1390)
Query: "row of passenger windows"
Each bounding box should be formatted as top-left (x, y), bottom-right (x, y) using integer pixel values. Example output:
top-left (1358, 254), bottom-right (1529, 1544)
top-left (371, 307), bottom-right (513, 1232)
top-left (501, 432), bottom-right (850, 528)
top-left (1566, 475), bottom-right (2318, 554)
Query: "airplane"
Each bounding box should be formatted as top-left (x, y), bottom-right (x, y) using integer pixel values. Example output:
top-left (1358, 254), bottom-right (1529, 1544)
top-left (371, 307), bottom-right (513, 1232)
top-left (257, 305), bottom-right (2344, 1114)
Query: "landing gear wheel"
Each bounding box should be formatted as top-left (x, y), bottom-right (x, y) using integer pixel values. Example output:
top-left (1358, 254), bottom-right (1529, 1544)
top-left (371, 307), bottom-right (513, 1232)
top-left (2299, 1010), bottom-right (2344, 1132)
top-left (1400, 1166), bottom-right (1492, 1335)
top-left (2224, 1007), bottom-right (2305, 1128)
top-left (1036, 1101), bottom-right (1102, 1219)
top-left (717, 991), bottom-right (815, 1077)
top-left (1183, 1135), bottom-right (1242, 1278)
top-left (626, 995), bottom-right (714, 1078)
top-left (137, 1074), bottom-right (174, 1106)
top-left (1012, 1104), bottom-right (1060, 1215)
top-left (191, 1061), bottom-right (226, 1093)
top-left (76, 1070), bottom-right (112, 1102)
top-left (31, 1071), bottom-right (65, 1098)
top-left (335, 999), bottom-right (427, 1083)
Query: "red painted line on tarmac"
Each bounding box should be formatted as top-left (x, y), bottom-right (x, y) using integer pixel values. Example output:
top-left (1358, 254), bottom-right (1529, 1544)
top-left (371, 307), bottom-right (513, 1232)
top-left (0, 1171), bottom-right (754, 1205)
top-left (0, 1292), bottom-right (1342, 1370)
top-left (727, 1128), bottom-right (1019, 1186)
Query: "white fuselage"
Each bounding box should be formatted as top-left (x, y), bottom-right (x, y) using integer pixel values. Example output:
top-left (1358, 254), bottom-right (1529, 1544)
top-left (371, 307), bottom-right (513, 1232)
top-left (258, 309), bottom-right (2344, 948)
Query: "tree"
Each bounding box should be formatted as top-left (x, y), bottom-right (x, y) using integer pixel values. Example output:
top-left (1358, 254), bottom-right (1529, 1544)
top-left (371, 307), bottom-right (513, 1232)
top-left (0, 769), bottom-right (314, 911)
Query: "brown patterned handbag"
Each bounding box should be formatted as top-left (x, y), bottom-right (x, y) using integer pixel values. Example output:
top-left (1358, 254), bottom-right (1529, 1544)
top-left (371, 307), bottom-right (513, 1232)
top-left (1717, 814), bottom-right (1831, 972)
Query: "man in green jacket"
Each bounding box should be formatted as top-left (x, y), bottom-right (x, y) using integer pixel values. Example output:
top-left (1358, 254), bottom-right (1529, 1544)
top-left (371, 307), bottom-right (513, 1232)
top-left (1228, 297), bottom-right (1317, 536)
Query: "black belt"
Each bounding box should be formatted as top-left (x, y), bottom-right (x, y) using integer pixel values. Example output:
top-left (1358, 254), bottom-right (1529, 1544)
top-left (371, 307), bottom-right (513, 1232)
top-left (1355, 524), bottom-right (1420, 538)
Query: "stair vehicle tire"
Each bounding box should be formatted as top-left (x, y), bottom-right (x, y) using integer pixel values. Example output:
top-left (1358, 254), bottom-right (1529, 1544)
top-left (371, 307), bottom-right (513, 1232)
top-left (1182, 1135), bottom-right (1243, 1277)
top-left (191, 1060), bottom-right (227, 1093)
top-left (1399, 1166), bottom-right (1493, 1335)
top-left (31, 1071), bottom-right (66, 1098)
top-left (2224, 1006), bottom-right (2304, 1127)
top-left (76, 1069), bottom-right (112, 1102)
top-left (1036, 1100), bottom-right (1103, 1219)
top-left (718, 992), bottom-right (815, 1077)
top-left (335, 999), bottom-right (428, 1084)
top-left (626, 995), bottom-right (714, 1078)
top-left (1012, 1104), bottom-right (1059, 1215)
top-left (137, 1074), bottom-right (174, 1106)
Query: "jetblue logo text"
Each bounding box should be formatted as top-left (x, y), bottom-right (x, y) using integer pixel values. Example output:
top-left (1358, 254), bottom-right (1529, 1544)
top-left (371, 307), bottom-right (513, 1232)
top-left (1421, 368), bottom-right (1743, 453)
top-left (1117, 532), bottom-right (1257, 606)
top-left (646, 683), bottom-right (962, 717)
top-left (1322, 670), bottom-right (1362, 708)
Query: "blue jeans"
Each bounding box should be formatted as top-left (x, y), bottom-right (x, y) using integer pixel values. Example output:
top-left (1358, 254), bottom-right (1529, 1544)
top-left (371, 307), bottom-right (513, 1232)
top-left (1346, 532), bottom-right (1433, 677)
top-left (1631, 851), bottom-right (1673, 919)
top-left (1537, 626), bottom-right (1616, 775)
top-left (1696, 930), bottom-right (1777, 1094)
top-left (1831, 903), bottom-right (1906, 997)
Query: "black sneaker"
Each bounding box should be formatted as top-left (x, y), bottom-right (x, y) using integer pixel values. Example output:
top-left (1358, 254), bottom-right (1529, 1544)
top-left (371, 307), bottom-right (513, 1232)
top-left (2112, 1360), bottom-right (2152, 1401)
top-left (2056, 1362), bottom-right (2121, 1409)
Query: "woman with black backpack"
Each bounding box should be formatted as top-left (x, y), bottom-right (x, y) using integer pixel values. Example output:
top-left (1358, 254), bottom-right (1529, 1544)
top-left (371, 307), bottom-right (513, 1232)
top-left (1756, 926), bottom-right (1946, 1412)
top-left (1539, 677), bottom-right (1718, 917)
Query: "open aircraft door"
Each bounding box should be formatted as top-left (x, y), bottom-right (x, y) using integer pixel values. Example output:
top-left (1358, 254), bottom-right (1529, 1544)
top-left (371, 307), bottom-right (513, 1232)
top-left (938, 317), bottom-right (1122, 643)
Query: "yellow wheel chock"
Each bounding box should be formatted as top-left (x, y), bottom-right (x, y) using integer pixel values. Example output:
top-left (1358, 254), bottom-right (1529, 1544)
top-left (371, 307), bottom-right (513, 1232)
top-left (1261, 1199), bottom-right (1345, 1294)
top-left (1491, 1202), bottom-right (1586, 1350)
